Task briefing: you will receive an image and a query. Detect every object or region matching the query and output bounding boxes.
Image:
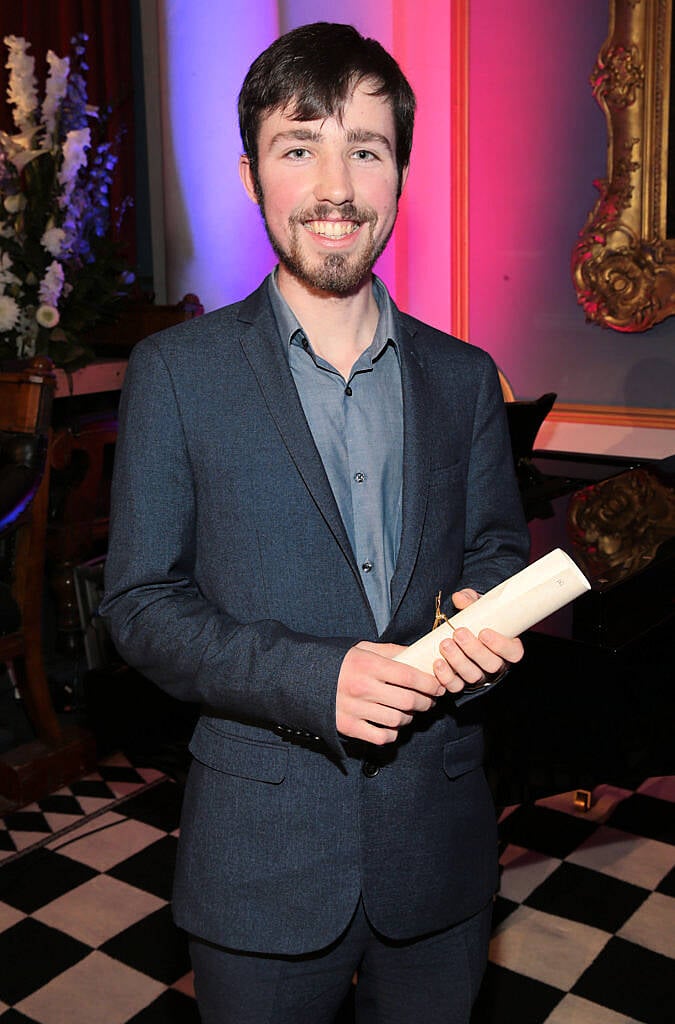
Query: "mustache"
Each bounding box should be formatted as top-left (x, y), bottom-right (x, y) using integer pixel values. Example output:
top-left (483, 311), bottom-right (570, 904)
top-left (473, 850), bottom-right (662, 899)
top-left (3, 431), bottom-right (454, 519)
top-left (291, 203), bottom-right (376, 225)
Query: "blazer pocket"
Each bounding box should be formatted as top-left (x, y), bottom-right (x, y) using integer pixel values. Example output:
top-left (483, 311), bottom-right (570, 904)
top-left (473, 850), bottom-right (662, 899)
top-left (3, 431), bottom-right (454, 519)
top-left (442, 729), bottom-right (484, 781)
top-left (190, 721), bottom-right (288, 784)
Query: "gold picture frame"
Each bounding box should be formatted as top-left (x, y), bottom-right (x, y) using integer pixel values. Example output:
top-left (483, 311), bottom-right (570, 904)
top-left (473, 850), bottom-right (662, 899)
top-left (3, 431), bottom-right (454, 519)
top-left (572, 0), bottom-right (674, 333)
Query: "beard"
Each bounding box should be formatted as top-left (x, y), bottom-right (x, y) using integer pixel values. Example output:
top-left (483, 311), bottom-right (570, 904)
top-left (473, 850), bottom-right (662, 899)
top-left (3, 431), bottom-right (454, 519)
top-left (256, 188), bottom-right (396, 295)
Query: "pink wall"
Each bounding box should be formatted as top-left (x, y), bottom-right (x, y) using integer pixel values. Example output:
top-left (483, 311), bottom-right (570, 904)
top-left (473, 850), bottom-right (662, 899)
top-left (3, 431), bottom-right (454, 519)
top-left (469, 0), bottom-right (675, 409)
top-left (155, 1), bottom-right (675, 409)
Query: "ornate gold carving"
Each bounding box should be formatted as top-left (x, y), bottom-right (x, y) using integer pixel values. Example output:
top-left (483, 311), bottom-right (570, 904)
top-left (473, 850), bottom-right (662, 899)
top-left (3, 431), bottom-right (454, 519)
top-left (567, 468), bottom-right (675, 582)
top-left (572, 0), bottom-right (675, 332)
top-left (592, 45), bottom-right (644, 108)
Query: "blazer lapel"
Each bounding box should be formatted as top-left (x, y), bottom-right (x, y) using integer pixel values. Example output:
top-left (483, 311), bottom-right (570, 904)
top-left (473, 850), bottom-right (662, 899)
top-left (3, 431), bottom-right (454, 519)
top-left (237, 286), bottom-right (366, 587)
top-left (387, 317), bottom-right (435, 626)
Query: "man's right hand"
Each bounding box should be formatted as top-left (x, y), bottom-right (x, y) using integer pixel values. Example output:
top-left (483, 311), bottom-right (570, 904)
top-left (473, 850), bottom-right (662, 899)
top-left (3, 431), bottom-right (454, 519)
top-left (336, 641), bottom-right (445, 744)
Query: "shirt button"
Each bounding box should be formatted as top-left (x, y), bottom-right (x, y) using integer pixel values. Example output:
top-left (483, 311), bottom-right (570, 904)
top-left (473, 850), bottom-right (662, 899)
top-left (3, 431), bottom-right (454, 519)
top-left (361, 561), bottom-right (373, 574)
top-left (362, 761), bottom-right (380, 778)
top-left (354, 472), bottom-right (366, 484)
top-left (344, 385), bottom-right (353, 396)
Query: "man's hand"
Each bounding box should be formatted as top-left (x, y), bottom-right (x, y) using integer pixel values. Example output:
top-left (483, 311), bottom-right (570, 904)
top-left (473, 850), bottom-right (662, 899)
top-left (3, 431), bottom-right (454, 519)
top-left (432, 588), bottom-right (524, 695)
top-left (336, 641), bottom-right (445, 745)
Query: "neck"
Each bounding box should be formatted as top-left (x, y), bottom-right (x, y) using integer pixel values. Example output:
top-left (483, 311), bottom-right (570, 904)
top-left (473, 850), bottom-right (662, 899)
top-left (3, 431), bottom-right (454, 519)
top-left (277, 266), bottom-right (380, 379)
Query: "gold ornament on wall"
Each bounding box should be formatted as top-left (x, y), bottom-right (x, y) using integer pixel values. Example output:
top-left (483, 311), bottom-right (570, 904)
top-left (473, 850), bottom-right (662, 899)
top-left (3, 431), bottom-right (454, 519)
top-left (567, 468), bottom-right (675, 582)
top-left (572, 0), bottom-right (675, 332)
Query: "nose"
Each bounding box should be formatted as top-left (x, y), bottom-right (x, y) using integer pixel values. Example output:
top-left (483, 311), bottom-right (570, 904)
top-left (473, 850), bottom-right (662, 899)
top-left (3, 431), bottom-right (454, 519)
top-left (314, 153), bottom-right (354, 205)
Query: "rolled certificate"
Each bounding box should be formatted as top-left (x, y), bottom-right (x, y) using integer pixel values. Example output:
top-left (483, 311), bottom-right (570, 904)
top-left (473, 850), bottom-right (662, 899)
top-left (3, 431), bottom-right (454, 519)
top-left (394, 548), bottom-right (590, 674)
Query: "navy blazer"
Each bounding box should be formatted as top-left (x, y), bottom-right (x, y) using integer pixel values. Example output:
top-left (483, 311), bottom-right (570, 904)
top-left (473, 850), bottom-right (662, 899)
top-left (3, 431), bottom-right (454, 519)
top-left (101, 280), bottom-right (530, 955)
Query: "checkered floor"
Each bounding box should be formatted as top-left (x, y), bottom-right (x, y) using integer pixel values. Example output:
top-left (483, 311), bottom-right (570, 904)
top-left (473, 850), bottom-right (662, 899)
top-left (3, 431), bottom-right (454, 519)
top-left (0, 758), bottom-right (673, 1023)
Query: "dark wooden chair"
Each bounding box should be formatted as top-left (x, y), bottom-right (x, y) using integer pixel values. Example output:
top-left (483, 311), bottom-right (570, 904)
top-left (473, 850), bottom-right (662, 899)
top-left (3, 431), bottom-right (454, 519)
top-left (0, 357), bottom-right (61, 745)
top-left (47, 293), bottom-right (206, 650)
top-left (0, 357), bottom-right (95, 805)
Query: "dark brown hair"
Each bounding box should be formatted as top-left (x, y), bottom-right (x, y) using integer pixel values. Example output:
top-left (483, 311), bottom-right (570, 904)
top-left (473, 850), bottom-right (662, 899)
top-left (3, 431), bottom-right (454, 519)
top-left (238, 22), bottom-right (416, 190)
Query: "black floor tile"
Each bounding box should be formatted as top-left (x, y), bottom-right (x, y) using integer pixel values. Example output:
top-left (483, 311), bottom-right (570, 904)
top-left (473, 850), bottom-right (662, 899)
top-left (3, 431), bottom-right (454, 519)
top-left (1, 811), bottom-right (51, 834)
top-left (69, 778), bottom-right (116, 800)
top-left (101, 905), bottom-right (191, 985)
top-left (606, 794), bottom-right (675, 846)
top-left (0, 1010), bottom-right (41, 1022)
top-left (490, 895), bottom-right (519, 930)
top-left (0, 829), bottom-right (17, 852)
top-left (108, 834), bottom-right (179, 901)
top-left (38, 793), bottom-right (86, 816)
top-left (0, 918), bottom-right (91, 1005)
top-left (524, 861), bottom-right (650, 933)
top-left (127, 988), bottom-right (201, 1023)
top-left (0, 848), bottom-right (97, 911)
top-left (498, 804), bottom-right (596, 859)
top-left (97, 765), bottom-right (148, 784)
top-left (573, 936), bottom-right (675, 1024)
top-left (114, 780), bottom-right (183, 832)
top-left (470, 963), bottom-right (563, 1024)
top-left (656, 865), bottom-right (675, 898)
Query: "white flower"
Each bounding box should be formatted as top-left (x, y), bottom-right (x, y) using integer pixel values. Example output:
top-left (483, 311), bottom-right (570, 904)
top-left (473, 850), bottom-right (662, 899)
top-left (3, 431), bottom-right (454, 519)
top-left (4, 192), bottom-right (26, 213)
top-left (41, 225), bottom-right (66, 257)
top-left (57, 127), bottom-right (91, 204)
top-left (35, 303), bottom-right (60, 329)
top-left (3, 36), bottom-right (38, 133)
top-left (38, 260), bottom-right (64, 306)
top-left (0, 292), bottom-right (20, 331)
top-left (0, 252), bottom-right (19, 287)
top-left (43, 51), bottom-right (70, 141)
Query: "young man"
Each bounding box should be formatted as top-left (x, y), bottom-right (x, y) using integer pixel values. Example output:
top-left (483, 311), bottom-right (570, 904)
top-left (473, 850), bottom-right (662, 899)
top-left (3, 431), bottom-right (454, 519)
top-left (102, 22), bottom-right (530, 1024)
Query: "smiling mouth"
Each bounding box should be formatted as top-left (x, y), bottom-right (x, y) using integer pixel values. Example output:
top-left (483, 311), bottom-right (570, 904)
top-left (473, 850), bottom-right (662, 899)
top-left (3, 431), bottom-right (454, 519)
top-left (304, 220), bottom-right (360, 239)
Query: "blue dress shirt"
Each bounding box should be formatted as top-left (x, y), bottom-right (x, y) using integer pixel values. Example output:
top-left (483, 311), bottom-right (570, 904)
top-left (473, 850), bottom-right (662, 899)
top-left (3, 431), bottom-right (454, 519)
top-left (268, 271), bottom-right (403, 634)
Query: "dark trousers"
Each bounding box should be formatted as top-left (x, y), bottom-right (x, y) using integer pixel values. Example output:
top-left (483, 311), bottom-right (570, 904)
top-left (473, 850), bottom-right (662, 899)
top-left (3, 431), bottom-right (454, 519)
top-left (189, 898), bottom-right (492, 1024)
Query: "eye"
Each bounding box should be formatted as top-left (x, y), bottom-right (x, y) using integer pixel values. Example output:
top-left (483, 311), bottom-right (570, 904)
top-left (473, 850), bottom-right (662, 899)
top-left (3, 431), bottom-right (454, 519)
top-left (285, 147), bottom-right (311, 160)
top-left (352, 149), bottom-right (377, 161)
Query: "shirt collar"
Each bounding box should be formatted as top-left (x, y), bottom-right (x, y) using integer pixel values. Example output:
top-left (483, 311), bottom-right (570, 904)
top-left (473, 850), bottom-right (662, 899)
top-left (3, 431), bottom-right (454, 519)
top-left (267, 268), bottom-right (398, 365)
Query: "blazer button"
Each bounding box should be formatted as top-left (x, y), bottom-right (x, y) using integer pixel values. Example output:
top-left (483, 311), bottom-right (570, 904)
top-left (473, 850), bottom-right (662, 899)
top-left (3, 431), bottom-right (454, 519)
top-left (362, 761), bottom-right (380, 778)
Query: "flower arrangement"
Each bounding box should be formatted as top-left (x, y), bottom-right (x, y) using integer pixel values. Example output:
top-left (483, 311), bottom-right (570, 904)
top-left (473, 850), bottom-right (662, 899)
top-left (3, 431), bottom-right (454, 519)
top-left (0, 33), bottom-right (134, 368)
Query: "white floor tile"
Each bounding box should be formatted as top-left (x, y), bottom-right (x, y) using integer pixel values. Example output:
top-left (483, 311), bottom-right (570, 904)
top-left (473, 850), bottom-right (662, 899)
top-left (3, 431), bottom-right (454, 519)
top-left (566, 826), bottom-right (675, 890)
top-left (637, 776), bottom-right (675, 803)
top-left (617, 892), bottom-right (675, 960)
top-left (50, 813), bottom-right (166, 871)
top-left (545, 992), bottom-right (646, 1023)
top-left (489, 905), bottom-right (610, 990)
top-left (32, 874), bottom-right (166, 947)
top-left (11, 831), bottom-right (51, 851)
top-left (16, 951), bottom-right (164, 1024)
top-left (499, 845), bottom-right (561, 903)
top-left (43, 812), bottom-right (88, 834)
top-left (0, 900), bottom-right (25, 934)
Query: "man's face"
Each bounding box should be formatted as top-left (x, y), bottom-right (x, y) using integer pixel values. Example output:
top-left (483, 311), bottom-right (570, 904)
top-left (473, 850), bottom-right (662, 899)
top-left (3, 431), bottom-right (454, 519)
top-left (239, 81), bottom-right (408, 296)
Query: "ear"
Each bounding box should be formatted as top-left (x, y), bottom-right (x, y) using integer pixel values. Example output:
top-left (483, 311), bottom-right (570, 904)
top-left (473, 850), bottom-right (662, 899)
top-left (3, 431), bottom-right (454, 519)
top-left (399, 163), bottom-right (410, 194)
top-left (239, 155), bottom-right (259, 205)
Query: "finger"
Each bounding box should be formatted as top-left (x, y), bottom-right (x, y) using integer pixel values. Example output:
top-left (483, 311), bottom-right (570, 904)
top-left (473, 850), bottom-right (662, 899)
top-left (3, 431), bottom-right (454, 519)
top-left (478, 628), bottom-right (524, 664)
top-left (451, 628), bottom-right (509, 673)
top-left (339, 717), bottom-right (399, 745)
top-left (433, 657), bottom-right (465, 694)
top-left (368, 680), bottom-right (438, 715)
top-left (439, 631), bottom-right (500, 684)
top-left (450, 588), bottom-right (480, 610)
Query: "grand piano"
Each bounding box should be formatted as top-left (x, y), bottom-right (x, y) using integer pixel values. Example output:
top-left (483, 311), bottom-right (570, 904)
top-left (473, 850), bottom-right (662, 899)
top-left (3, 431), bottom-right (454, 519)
top-left (480, 419), bottom-right (675, 808)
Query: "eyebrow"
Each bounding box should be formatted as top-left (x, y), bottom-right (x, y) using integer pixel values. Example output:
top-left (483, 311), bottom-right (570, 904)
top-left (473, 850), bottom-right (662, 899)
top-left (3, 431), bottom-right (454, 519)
top-left (269, 127), bottom-right (393, 155)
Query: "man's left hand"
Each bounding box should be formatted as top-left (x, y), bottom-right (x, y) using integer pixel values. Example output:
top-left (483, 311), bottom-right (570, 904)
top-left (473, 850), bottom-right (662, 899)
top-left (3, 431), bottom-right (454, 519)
top-left (432, 588), bottom-right (524, 695)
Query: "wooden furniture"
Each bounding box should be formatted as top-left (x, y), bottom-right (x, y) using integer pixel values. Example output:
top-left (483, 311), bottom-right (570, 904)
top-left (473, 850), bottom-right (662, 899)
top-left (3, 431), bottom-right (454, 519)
top-left (483, 453), bottom-right (675, 807)
top-left (0, 358), bottom-right (95, 806)
top-left (48, 294), bottom-right (204, 653)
